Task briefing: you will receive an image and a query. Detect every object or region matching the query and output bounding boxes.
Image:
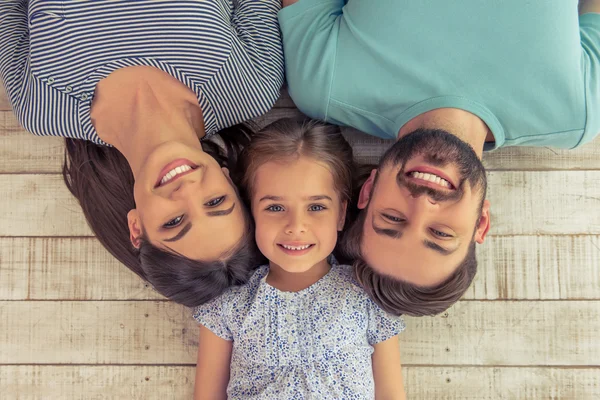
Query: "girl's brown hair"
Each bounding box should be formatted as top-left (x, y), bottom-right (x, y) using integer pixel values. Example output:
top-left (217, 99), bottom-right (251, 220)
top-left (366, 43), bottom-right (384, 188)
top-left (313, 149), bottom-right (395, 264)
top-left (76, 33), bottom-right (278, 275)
top-left (62, 124), bottom-right (264, 307)
top-left (235, 118), bottom-right (356, 210)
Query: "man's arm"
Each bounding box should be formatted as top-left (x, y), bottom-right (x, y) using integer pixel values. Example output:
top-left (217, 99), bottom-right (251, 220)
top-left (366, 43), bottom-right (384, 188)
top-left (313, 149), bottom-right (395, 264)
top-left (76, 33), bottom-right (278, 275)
top-left (580, 0), bottom-right (600, 15)
top-left (193, 326), bottom-right (233, 400)
top-left (372, 335), bottom-right (407, 400)
top-left (283, 0), bottom-right (299, 7)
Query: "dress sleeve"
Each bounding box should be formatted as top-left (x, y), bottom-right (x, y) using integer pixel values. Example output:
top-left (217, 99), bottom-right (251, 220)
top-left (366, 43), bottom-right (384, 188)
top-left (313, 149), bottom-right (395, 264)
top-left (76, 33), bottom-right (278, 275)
top-left (0, 0), bottom-right (29, 112)
top-left (578, 12), bottom-right (600, 147)
top-left (366, 300), bottom-right (406, 346)
top-left (278, 0), bottom-right (344, 121)
top-left (231, 0), bottom-right (285, 92)
top-left (193, 294), bottom-right (233, 341)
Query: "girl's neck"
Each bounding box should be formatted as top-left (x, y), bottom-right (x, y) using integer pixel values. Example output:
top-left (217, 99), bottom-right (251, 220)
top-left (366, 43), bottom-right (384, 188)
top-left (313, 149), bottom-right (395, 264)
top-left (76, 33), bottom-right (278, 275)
top-left (266, 259), bottom-right (331, 292)
top-left (90, 66), bottom-right (206, 177)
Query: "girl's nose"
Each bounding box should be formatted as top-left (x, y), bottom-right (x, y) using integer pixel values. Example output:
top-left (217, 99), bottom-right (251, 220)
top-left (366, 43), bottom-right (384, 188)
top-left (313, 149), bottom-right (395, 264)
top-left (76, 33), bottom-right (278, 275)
top-left (285, 213), bottom-right (307, 235)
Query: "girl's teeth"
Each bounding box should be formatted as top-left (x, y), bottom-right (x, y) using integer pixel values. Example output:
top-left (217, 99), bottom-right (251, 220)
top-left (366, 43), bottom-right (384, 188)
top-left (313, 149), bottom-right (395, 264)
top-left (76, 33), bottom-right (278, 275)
top-left (281, 244), bottom-right (311, 250)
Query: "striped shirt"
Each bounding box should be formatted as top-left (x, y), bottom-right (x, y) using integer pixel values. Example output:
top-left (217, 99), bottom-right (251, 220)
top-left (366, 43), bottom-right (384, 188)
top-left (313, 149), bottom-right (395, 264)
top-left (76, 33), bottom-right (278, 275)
top-left (0, 0), bottom-right (284, 145)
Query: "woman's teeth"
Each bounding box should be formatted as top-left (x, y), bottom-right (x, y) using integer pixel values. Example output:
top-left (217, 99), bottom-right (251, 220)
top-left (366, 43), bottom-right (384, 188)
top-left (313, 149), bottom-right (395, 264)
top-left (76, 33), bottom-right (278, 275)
top-left (160, 165), bottom-right (193, 185)
top-left (280, 244), bottom-right (312, 251)
top-left (410, 171), bottom-right (452, 188)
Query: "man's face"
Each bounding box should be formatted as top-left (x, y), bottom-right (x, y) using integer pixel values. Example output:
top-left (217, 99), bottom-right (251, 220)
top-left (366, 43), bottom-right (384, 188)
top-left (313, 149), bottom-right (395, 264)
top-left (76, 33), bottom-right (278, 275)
top-left (359, 129), bottom-right (491, 287)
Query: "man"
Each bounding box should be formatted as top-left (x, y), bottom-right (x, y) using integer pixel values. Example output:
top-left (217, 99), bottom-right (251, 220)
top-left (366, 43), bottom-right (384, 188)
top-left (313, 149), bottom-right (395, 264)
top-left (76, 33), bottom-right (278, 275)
top-left (279, 0), bottom-right (600, 315)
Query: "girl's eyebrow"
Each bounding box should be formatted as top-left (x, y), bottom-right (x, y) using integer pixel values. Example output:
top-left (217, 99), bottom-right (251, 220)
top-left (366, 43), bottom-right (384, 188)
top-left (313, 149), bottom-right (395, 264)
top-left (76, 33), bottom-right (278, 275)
top-left (258, 195), bottom-right (333, 202)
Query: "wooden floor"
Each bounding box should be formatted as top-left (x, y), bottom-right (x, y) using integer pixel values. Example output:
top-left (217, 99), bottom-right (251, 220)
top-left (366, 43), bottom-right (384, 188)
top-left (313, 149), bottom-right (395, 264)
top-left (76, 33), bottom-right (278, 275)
top-left (0, 80), bottom-right (599, 399)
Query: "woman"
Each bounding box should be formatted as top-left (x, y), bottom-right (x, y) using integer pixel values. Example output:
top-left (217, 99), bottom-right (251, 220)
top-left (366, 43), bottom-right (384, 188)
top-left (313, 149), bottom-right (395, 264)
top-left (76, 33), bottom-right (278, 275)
top-left (0, 1), bottom-right (283, 306)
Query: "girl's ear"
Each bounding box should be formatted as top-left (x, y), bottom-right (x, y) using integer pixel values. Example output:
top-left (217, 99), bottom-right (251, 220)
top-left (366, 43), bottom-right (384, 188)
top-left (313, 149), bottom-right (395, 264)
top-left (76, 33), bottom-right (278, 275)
top-left (127, 209), bottom-right (142, 249)
top-left (337, 200), bottom-right (348, 231)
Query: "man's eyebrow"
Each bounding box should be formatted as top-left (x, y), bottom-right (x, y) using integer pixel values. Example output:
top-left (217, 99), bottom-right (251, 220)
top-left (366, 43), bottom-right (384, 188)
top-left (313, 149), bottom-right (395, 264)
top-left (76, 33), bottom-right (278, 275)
top-left (423, 240), bottom-right (456, 256)
top-left (207, 203), bottom-right (235, 217)
top-left (164, 222), bottom-right (193, 243)
top-left (372, 217), bottom-right (403, 239)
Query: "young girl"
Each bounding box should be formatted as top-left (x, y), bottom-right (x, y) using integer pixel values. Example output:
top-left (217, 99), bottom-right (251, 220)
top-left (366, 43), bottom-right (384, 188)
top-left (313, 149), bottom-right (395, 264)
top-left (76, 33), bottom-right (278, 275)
top-left (193, 119), bottom-right (406, 400)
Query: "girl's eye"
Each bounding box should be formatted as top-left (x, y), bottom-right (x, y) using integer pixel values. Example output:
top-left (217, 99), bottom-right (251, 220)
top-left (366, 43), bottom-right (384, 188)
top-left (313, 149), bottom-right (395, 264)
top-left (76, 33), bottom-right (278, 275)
top-left (205, 196), bottom-right (226, 207)
top-left (266, 204), bottom-right (284, 212)
top-left (308, 204), bottom-right (326, 212)
top-left (163, 215), bottom-right (184, 229)
top-left (383, 213), bottom-right (404, 223)
top-left (431, 228), bottom-right (453, 238)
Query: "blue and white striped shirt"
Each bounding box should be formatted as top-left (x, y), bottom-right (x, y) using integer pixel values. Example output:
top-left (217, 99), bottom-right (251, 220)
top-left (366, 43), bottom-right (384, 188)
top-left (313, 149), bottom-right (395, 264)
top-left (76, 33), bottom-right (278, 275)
top-left (0, 0), bottom-right (284, 145)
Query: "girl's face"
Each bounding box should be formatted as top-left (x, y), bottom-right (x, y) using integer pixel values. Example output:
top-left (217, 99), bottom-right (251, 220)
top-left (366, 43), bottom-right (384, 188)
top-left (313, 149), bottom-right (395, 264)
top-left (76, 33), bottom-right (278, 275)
top-left (251, 156), bottom-right (347, 273)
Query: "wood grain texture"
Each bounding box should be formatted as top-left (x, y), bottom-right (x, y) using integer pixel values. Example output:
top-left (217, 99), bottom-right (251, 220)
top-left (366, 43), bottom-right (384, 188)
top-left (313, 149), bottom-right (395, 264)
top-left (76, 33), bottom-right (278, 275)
top-left (1, 301), bottom-right (598, 366)
top-left (0, 366), bottom-right (598, 400)
top-left (0, 82), bottom-right (9, 111)
top-left (1, 236), bottom-right (598, 301)
top-left (2, 109), bottom-right (599, 174)
top-left (0, 238), bottom-right (163, 301)
top-left (0, 175), bottom-right (92, 237)
top-left (1, 172), bottom-right (598, 237)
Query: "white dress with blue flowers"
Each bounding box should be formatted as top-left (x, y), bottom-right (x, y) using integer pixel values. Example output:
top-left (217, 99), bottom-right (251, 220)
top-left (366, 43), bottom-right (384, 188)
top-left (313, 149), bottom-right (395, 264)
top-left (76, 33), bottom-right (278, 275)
top-left (193, 263), bottom-right (405, 400)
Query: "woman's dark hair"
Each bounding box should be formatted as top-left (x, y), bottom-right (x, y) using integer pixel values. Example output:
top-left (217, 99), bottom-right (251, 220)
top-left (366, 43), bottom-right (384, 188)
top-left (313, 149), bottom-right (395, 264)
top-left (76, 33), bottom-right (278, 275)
top-left (63, 124), bottom-right (264, 307)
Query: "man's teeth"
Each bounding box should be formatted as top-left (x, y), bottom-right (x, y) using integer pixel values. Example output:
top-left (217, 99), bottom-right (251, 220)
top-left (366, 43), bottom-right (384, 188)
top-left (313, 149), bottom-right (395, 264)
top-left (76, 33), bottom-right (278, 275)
top-left (160, 165), bottom-right (193, 185)
top-left (281, 244), bottom-right (312, 251)
top-left (410, 171), bottom-right (452, 188)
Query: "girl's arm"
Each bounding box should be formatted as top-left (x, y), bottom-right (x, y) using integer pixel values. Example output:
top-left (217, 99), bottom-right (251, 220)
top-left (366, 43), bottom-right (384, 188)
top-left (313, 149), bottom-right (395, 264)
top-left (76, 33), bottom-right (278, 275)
top-left (372, 335), bottom-right (406, 400)
top-left (194, 325), bottom-right (233, 400)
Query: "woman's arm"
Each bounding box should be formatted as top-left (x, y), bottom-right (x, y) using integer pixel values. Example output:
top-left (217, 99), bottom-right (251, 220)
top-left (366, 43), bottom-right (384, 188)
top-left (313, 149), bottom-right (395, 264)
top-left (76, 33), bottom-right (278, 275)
top-left (0, 0), bottom-right (29, 111)
top-left (194, 326), bottom-right (233, 400)
top-left (372, 335), bottom-right (406, 400)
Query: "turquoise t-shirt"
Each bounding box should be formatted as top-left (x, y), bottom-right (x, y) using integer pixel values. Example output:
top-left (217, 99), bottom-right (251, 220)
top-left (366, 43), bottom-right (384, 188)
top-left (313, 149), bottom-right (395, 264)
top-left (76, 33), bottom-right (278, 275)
top-left (279, 0), bottom-right (600, 150)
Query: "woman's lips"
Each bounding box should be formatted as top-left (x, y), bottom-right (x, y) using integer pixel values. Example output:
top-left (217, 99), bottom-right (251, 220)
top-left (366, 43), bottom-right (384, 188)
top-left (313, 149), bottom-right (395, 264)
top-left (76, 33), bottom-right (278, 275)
top-left (155, 159), bottom-right (198, 188)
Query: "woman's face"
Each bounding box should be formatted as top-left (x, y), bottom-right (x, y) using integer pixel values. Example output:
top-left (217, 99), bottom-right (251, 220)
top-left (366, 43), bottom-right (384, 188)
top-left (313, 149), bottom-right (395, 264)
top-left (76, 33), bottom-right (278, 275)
top-left (128, 141), bottom-right (246, 260)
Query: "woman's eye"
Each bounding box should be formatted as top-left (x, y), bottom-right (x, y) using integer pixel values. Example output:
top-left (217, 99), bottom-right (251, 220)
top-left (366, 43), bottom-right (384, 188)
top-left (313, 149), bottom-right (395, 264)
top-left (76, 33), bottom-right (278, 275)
top-left (431, 228), bottom-right (453, 238)
top-left (383, 213), bottom-right (404, 223)
top-left (163, 215), bottom-right (184, 229)
top-left (266, 204), bottom-right (284, 212)
top-left (205, 196), bottom-right (226, 207)
top-left (308, 204), bottom-right (326, 212)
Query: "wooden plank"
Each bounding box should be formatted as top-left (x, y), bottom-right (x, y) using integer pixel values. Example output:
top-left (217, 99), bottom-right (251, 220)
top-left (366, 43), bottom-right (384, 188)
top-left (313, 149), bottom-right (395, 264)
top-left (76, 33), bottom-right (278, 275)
top-left (1, 236), bottom-right (597, 301)
top-left (2, 109), bottom-right (600, 173)
top-left (0, 238), bottom-right (163, 301)
top-left (0, 82), bottom-right (9, 111)
top-left (0, 301), bottom-right (598, 365)
top-left (0, 366), bottom-right (598, 400)
top-left (467, 235), bottom-right (600, 300)
top-left (1, 171), bottom-right (598, 236)
top-left (0, 175), bottom-right (92, 237)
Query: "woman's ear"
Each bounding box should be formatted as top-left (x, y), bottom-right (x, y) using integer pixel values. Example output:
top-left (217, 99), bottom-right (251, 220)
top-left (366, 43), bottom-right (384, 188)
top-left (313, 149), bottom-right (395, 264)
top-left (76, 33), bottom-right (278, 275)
top-left (338, 201), bottom-right (348, 231)
top-left (357, 169), bottom-right (377, 209)
top-left (221, 167), bottom-right (230, 177)
top-left (127, 209), bottom-right (142, 249)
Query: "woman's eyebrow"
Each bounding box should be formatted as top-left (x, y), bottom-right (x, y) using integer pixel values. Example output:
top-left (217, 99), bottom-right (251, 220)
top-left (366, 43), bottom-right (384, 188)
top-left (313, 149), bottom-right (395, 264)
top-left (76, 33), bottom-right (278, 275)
top-left (164, 222), bottom-right (193, 242)
top-left (207, 203), bottom-right (236, 217)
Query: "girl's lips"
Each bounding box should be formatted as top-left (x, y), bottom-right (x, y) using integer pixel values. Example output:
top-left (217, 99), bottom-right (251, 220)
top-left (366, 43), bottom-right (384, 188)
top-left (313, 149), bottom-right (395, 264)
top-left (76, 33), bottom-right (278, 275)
top-left (155, 158), bottom-right (198, 188)
top-left (405, 165), bottom-right (457, 189)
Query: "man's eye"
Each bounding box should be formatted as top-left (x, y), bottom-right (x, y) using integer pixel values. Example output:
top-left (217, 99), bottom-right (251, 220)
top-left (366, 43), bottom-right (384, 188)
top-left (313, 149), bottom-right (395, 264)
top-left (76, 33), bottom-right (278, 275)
top-left (383, 213), bottom-right (404, 223)
top-left (205, 196), bottom-right (226, 207)
top-left (266, 204), bottom-right (284, 212)
top-left (163, 215), bottom-right (184, 229)
top-left (431, 228), bottom-right (453, 238)
top-left (308, 204), bottom-right (326, 212)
